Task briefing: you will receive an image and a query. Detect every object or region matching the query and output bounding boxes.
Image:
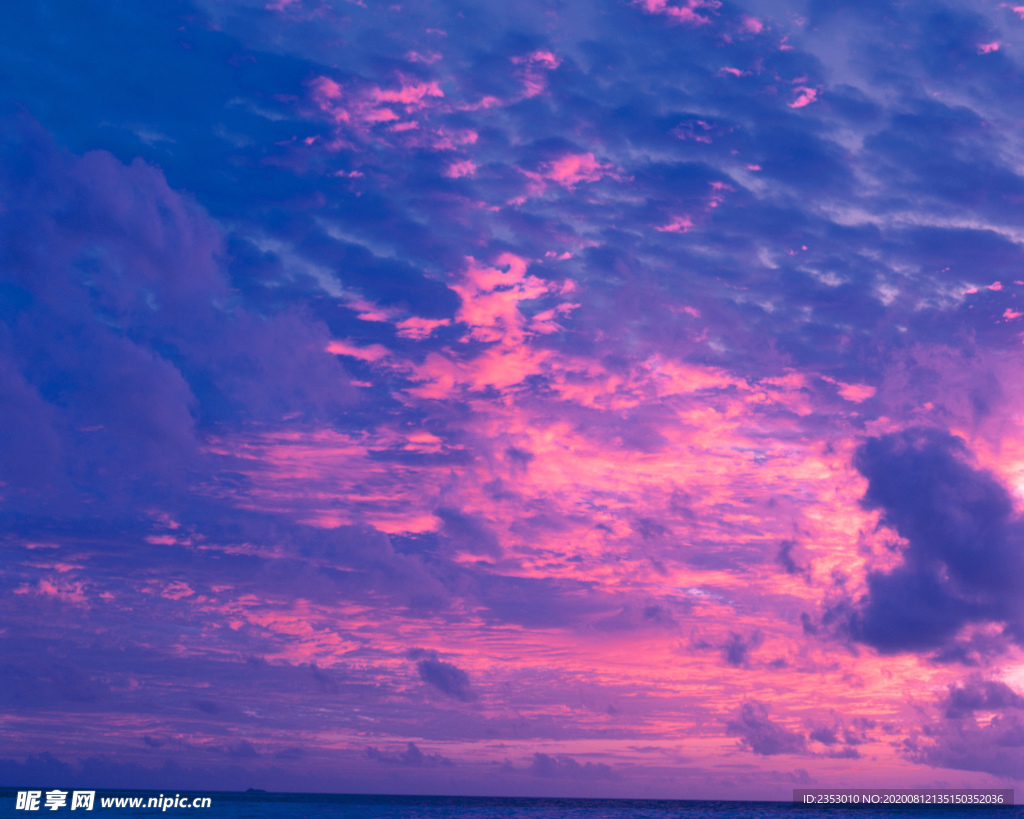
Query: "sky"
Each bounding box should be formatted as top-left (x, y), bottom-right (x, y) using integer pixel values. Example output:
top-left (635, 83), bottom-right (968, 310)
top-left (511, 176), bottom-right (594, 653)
top-left (3, 0), bottom-right (1024, 802)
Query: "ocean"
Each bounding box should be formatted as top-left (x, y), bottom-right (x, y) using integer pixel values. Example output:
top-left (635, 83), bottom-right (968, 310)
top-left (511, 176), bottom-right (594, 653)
top-left (2, 791), bottom-right (1019, 819)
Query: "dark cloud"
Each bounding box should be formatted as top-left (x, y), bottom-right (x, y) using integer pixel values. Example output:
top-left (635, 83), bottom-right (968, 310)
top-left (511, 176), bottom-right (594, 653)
top-left (0, 110), bottom-right (353, 516)
top-left (0, 751), bottom-right (248, 790)
top-left (528, 753), bottom-right (617, 780)
top-left (725, 701), bottom-right (807, 756)
top-left (435, 507), bottom-right (502, 558)
top-left (475, 574), bottom-right (614, 629)
top-left (226, 740), bottom-right (260, 759)
top-left (806, 723), bottom-right (860, 759)
top-left (847, 428), bottom-right (1024, 653)
top-left (591, 601), bottom-right (680, 632)
top-left (366, 742), bottom-right (451, 767)
top-left (776, 540), bottom-right (811, 582)
top-left (0, 663), bottom-right (110, 708)
top-left (410, 651), bottom-right (476, 703)
top-left (943, 677), bottom-right (1024, 720)
top-left (808, 726), bottom-right (838, 746)
top-left (722, 631), bottom-right (763, 668)
top-left (776, 540), bottom-right (801, 575)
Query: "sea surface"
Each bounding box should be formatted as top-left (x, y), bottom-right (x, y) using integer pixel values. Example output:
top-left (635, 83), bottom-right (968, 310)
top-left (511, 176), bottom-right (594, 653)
top-left (2, 791), bottom-right (1020, 819)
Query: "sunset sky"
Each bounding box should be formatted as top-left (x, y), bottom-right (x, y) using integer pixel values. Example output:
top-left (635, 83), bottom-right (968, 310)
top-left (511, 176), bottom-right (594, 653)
top-left (4, 0), bottom-right (1024, 801)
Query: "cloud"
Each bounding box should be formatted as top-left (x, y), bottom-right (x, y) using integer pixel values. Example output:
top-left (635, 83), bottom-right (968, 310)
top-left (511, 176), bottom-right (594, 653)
top-left (943, 677), bottom-right (1024, 719)
top-left (808, 726), bottom-right (837, 746)
top-left (410, 650), bottom-right (476, 702)
top-left (725, 701), bottom-right (807, 756)
top-left (907, 680), bottom-right (1024, 779)
top-left (12, 0), bottom-right (1024, 798)
top-left (847, 428), bottom-right (1024, 654)
top-left (226, 740), bottom-right (260, 759)
top-left (366, 742), bottom-right (452, 767)
top-left (775, 540), bottom-right (810, 580)
top-left (0, 110), bottom-right (354, 515)
top-left (722, 631), bottom-right (762, 667)
top-left (635, 0), bottom-right (716, 26)
top-left (435, 507), bottom-right (502, 558)
top-left (529, 753), bottom-right (617, 779)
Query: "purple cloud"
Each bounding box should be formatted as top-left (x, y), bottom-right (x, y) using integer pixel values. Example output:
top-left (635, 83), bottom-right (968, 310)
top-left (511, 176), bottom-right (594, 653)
top-left (409, 650), bottom-right (476, 703)
top-left (726, 702), bottom-right (807, 756)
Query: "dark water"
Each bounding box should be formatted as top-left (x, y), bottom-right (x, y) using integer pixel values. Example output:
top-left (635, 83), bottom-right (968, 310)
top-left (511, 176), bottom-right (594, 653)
top-left (1, 791), bottom-right (1020, 818)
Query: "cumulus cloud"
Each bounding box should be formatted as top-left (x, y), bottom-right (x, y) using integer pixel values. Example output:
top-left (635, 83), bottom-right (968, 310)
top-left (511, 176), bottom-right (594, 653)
top-left (0, 110), bottom-right (353, 515)
top-left (847, 428), bottom-right (1024, 654)
top-left (906, 679), bottom-right (1024, 779)
top-left (943, 678), bottom-right (1024, 720)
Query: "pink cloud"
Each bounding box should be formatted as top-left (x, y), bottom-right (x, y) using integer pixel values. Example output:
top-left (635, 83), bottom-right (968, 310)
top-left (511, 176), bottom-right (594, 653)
top-left (452, 254), bottom-right (554, 344)
top-left (656, 215), bottom-right (693, 233)
top-left (326, 340), bottom-right (391, 362)
top-left (512, 49), bottom-right (561, 69)
top-left (309, 75), bottom-right (446, 143)
top-left (836, 382), bottom-right (876, 403)
top-left (405, 346), bottom-right (551, 398)
top-left (405, 50), bottom-right (443, 64)
top-left (372, 80), bottom-right (444, 106)
top-left (430, 128), bottom-right (477, 151)
top-left (309, 76), bottom-right (347, 120)
top-left (16, 578), bottom-right (89, 605)
top-left (978, 41), bottom-right (1001, 54)
top-left (395, 317), bottom-right (451, 339)
top-left (511, 49), bottom-right (562, 98)
top-left (458, 95), bottom-right (503, 111)
top-left (531, 302), bottom-right (581, 334)
top-left (145, 535), bottom-right (178, 545)
top-left (443, 159), bottom-right (477, 178)
top-left (513, 153), bottom-right (620, 203)
top-left (741, 16), bottom-right (763, 33)
top-left (345, 297), bottom-right (402, 323)
top-left (708, 180), bottom-right (731, 209)
top-left (719, 67), bottom-right (745, 77)
top-left (545, 153), bottom-right (615, 187)
top-left (788, 86), bottom-right (818, 108)
top-left (205, 329), bottom-right (1017, 788)
top-left (636, 0), bottom-right (718, 25)
top-left (655, 185), bottom-right (729, 230)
